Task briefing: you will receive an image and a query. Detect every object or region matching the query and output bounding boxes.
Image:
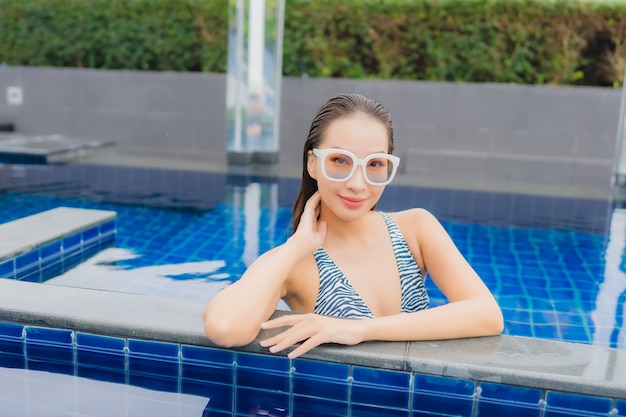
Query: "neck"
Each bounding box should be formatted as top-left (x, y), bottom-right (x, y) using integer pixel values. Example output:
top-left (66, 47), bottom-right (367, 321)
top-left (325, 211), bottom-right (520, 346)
top-left (319, 206), bottom-right (377, 240)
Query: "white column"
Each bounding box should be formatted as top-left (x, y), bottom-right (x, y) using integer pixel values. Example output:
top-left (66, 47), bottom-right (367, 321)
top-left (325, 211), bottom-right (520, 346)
top-left (226, 0), bottom-right (285, 164)
top-left (612, 66), bottom-right (626, 186)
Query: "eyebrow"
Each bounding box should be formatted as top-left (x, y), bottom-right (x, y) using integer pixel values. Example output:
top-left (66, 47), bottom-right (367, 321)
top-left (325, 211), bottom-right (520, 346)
top-left (325, 146), bottom-right (388, 154)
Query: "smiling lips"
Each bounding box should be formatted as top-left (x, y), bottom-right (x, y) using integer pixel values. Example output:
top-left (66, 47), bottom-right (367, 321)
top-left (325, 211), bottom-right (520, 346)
top-left (339, 196), bottom-right (366, 209)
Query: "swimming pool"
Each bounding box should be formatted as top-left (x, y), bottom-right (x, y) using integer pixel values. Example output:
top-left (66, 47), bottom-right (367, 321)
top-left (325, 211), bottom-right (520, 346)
top-left (0, 162), bottom-right (624, 416)
top-left (0, 163), bottom-right (619, 349)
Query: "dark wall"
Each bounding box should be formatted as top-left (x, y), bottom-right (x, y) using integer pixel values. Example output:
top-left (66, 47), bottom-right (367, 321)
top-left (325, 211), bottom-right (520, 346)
top-left (0, 66), bottom-right (620, 190)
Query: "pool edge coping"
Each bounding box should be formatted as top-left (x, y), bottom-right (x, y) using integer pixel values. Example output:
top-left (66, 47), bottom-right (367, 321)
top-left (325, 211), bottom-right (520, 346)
top-left (0, 279), bottom-right (623, 400)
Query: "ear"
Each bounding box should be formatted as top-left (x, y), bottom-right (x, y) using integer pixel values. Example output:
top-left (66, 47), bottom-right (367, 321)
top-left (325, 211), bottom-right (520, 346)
top-left (307, 150), bottom-right (318, 180)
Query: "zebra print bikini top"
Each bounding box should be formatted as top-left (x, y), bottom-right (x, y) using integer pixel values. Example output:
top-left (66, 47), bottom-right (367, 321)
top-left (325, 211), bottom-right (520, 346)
top-left (313, 212), bottom-right (430, 319)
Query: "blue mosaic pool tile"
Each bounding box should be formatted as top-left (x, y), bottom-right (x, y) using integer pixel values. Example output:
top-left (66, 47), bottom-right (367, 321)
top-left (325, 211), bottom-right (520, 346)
top-left (235, 352), bottom-right (290, 392)
top-left (351, 366), bottom-right (411, 409)
top-left (476, 382), bottom-right (543, 417)
top-left (235, 386), bottom-right (289, 417)
top-left (78, 364), bottom-right (126, 384)
top-left (292, 394), bottom-right (349, 417)
top-left (15, 249), bottom-right (40, 281)
top-left (24, 326), bottom-right (73, 363)
top-left (181, 345), bottom-right (234, 385)
top-left (203, 410), bottom-right (231, 417)
top-left (24, 326), bottom-right (74, 375)
top-left (533, 324), bottom-right (562, 340)
top-left (15, 249), bottom-right (39, 270)
top-left (412, 374), bottom-right (475, 417)
top-left (131, 371), bottom-right (179, 393)
top-left (99, 220), bottom-right (116, 236)
top-left (128, 339), bottom-right (180, 378)
top-left (0, 322), bottom-right (24, 350)
top-left (99, 232), bottom-right (115, 250)
top-left (534, 310), bottom-right (559, 325)
top-left (616, 399), bottom-right (626, 416)
top-left (350, 403), bottom-right (409, 417)
top-left (502, 308), bottom-right (531, 323)
top-left (128, 339), bottom-right (179, 387)
top-left (40, 241), bottom-right (62, 261)
top-left (544, 391), bottom-right (613, 417)
top-left (182, 379), bottom-right (233, 413)
top-left (0, 258), bottom-right (14, 278)
top-left (0, 322), bottom-right (24, 368)
top-left (30, 359), bottom-right (75, 377)
top-left (18, 268), bottom-right (41, 282)
top-left (559, 325), bottom-right (590, 344)
top-left (82, 226), bottom-right (100, 245)
top-left (62, 233), bottom-right (82, 253)
top-left (81, 241), bottom-right (101, 261)
top-left (76, 333), bottom-right (126, 372)
top-left (41, 258), bottom-right (64, 281)
top-left (292, 358), bottom-right (350, 401)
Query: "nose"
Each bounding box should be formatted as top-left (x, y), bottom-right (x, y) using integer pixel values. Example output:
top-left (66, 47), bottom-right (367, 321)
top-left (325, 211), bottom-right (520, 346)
top-left (345, 166), bottom-right (368, 191)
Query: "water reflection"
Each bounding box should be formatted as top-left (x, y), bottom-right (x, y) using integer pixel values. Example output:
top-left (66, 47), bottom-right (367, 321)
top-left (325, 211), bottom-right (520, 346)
top-left (583, 207), bottom-right (626, 382)
top-left (0, 366), bottom-right (210, 417)
top-left (46, 180), bottom-right (289, 309)
top-left (46, 247), bottom-right (230, 302)
top-left (592, 208), bottom-right (626, 348)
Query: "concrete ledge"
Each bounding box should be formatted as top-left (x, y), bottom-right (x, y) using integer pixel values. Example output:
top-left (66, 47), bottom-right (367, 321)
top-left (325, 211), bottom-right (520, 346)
top-left (0, 279), bottom-right (623, 400)
top-left (0, 207), bottom-right (116, 261)
top-left (0, 133), bottom-right (116, 164)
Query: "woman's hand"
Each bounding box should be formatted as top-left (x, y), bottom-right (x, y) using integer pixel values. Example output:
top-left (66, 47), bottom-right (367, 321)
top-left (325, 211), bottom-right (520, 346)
top-left (290, 192), bottom-right (327, 253)
top-left (259, 313), bottom-right (364, 358)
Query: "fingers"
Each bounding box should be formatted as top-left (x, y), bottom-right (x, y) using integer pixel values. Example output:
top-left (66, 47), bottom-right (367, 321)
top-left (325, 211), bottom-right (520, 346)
top-left (259, 314), bottom-right (323, 358)
top-left (285, 336), bottom-right (322, 359)
top-left (260, 314), bottom-right (300, 329)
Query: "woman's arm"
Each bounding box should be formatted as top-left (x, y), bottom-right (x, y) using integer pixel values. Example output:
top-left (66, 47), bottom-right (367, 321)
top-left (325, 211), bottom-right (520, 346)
top-left (260, 208), bottom-right (503, 358)
top-left (202, 242), bottom-right (303, 347)
top-left (203, 192), bottom-right (326, 347)
top-left (377, 207), bottom-right (504, 339)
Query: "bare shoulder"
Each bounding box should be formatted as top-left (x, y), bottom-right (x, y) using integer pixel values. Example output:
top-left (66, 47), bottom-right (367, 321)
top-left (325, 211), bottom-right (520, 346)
top-left (387, 208), bottom-right (441, 231)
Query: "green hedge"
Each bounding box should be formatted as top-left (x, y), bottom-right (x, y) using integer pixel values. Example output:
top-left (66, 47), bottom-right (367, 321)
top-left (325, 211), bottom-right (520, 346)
top-left (1, 0), bottom-right (625, 87)
top-left (284, 0), bottom-right (626, 87)
top-left (0, 0), bottom-right (228, 72)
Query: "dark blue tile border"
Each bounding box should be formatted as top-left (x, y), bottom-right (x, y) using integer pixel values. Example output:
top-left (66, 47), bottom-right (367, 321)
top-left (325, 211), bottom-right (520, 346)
top-left (181, 345), bottom-right (234, 386)
top-left (0, 259), bottom-right (14, 277)
top-left (544, 391), bottom-right (613, 417)
top-left (351, 365), bottom-right (411, 410)
top-left (292, 357), bottom-right (350, 401)
top-left (25, 326), bottom-right (74, 365)
top-left (0, 321), bottom-right (625, 416)
top-left (413, 374), bottom-right (475, 416)
top-left (477, 382), bottom-right (543, 417)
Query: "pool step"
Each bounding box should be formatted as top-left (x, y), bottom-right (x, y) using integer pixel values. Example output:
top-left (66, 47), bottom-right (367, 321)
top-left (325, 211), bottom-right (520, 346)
top-left (0, 207), bottom-right (117, 281)
top-left (0, 133), bottom-right (115, 164)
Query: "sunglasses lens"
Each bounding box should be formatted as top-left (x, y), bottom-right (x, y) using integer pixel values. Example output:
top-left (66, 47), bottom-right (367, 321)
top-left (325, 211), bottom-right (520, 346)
top-left (323, 151), bottom-right (355, 180)
top-left (321, 150), bottom-right (396, 184)
top-left (365, 156), bottom-right (396, 184)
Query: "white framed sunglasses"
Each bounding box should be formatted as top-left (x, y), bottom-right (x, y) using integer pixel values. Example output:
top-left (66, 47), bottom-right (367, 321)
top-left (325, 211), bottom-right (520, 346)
top-left (312, 148), bottom-right (400, 186)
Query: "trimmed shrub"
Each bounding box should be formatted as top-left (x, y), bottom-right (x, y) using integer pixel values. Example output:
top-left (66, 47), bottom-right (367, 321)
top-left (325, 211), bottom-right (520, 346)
top-left (0, 0), bottom-right (625, 86)
top-left (0, 0), bottom-right (227, 72)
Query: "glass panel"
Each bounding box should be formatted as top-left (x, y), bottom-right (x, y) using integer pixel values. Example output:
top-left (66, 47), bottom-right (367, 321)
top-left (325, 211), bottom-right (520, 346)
top-left (226, 0), bottom-right (285, 164)
top-left (612, 65), bottom-right (626, 187)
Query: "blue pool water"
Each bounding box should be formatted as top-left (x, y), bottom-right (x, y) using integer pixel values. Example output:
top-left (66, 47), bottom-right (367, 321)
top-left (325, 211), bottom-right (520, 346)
top-left (0, 163), bottom-right (621, 350)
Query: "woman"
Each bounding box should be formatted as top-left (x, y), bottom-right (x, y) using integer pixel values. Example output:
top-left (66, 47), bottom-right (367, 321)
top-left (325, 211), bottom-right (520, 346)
top-left (203, 93), bottom-right (503, 358)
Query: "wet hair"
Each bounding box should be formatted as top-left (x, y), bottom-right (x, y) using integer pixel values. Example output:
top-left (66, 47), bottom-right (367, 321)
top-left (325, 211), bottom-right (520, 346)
top-left (291, 93), bottom-right (394, 234)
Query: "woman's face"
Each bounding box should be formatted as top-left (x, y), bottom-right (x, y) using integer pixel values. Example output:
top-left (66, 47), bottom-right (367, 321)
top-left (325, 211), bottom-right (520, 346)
top-left (307, 114), bottom-right (391, 222)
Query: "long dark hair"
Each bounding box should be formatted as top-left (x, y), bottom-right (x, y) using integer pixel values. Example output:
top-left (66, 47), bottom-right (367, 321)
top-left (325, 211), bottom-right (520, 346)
top-left (291, 93), bottom-right (394, 233)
